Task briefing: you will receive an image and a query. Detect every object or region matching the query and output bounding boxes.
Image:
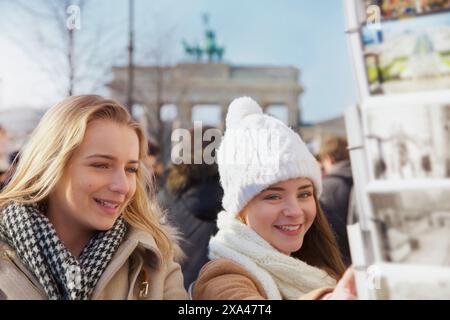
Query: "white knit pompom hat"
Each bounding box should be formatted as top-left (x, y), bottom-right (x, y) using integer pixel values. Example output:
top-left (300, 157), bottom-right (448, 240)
top-left (217, 96), bottom-right (322, 216)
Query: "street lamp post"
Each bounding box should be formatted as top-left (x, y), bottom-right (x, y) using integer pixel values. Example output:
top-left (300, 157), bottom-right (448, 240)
top-left (126, 0), bottom-right (135, 116)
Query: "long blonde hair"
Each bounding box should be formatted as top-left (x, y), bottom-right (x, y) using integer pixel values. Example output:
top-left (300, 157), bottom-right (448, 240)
top-left (0, 95), bottom-right (180, 262)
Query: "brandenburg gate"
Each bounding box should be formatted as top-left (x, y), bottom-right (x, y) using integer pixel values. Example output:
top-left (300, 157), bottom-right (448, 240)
top-left (107, 62), bottom-right (304, 130)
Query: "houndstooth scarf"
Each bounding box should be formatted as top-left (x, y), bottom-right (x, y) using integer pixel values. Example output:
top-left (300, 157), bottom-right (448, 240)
top-left (209, 211), bottom-right (337, 300)
top-left (0, 202), bottom-right (126, 300)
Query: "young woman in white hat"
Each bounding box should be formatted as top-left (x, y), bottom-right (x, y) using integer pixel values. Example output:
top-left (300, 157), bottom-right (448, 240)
top-left (192, 97), bottom-right (356, 300)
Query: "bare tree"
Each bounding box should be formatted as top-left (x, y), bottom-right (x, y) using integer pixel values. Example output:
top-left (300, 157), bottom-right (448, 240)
top-left (0, 0), bottom-right (126, 98)
top-left (133, 11), bottom-right (194, 153)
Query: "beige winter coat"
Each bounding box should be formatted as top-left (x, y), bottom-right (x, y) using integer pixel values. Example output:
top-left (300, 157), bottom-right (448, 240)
top-left (192, 259), bottom-right (333, 300)
top-left (0, 227), bottom-right (188, 300)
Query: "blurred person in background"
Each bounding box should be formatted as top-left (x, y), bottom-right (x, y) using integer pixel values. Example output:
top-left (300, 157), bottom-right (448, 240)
top-left (318, 135), bottom-right (353, 266)
top-left (0, 162), bottom-right (8, 192)
top-left (158, 126), bottom-right (223, 290)
top-left (144, 139), bottom-right (166, 192)
top-left (0, 151), bottom-right (21, 192)
top-left (0, 126), bottom-right (8, 191)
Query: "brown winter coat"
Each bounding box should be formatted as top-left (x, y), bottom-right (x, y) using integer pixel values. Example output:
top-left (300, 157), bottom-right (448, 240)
top-left (0, 227), bottom-right (188, 300)
top-left (192, 259), bottom-right (333, 300)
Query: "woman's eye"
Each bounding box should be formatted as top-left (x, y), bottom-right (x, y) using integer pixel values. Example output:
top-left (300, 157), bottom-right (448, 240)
top-left (92, 163), bottom-right (108, 169)
top-left (127, 167), bottom-right (138, 174)
top-left (264, 194), bottom-right (281, 200)
top-left (298, 192), bottom-right (312, 199)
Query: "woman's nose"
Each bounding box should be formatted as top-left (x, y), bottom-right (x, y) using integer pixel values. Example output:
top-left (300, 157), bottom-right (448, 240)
top-left (283, 197), bottom-right (304, 218)
top-left (109, 169), bottom-right (130, 195)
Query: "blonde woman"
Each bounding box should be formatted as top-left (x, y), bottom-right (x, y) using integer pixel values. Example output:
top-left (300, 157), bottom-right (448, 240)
top-left (192, 97), bottom-right (357, 300)
top-left (0, 95), bottom-right (187, 300)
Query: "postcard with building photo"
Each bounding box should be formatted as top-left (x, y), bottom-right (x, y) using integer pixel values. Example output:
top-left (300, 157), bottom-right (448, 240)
top-left (370, 263), bottom-right (450, 299)
top-left (362, 0), bottom-right (450, 21)
top-left (361, 10), bottom-right (450, 95)
top-left (368, 189), bottom-right (450, 267)
top-left (363, 102), bottom-right (450, 181)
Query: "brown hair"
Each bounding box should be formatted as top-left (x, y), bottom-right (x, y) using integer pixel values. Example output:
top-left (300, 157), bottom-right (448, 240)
top-left (292, 193), bottom-right (346, 280)
top-left (319, 135), bottom-right (349, 164)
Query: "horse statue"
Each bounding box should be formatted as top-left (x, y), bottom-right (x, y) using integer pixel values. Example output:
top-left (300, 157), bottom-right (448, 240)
top-left (204, 29), bottom-right (225, 62)
top-left (182, 14), bottom-right (225, 63)
top-left (182, 40), bottom-right (203, 62)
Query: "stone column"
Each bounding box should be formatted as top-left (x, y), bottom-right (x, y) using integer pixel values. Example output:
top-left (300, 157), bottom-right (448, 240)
top-left (178, 101), bottom-right (193, 129)
top-left (257, 101), bottom-right (268, 112)
top-left (143, 103), bottom-right (161, 139)
top-left (286, 98), bottom-right (300, 129)
top-left (220, 100), bottom-right (230, 131)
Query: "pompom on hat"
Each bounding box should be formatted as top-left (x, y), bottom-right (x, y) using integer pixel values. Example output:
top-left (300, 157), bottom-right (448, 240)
top-left (225, 97), bottom-right (262, 129)
top-left (217, 96), bottom-right (322, 216)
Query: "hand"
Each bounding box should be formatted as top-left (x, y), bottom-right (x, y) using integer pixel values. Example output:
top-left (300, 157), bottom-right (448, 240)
top-left (324, 267), bottom-right (357, 300)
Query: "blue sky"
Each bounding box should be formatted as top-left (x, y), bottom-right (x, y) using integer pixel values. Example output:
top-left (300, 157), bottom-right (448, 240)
top-left (0, 0), bottom-right (358, 123)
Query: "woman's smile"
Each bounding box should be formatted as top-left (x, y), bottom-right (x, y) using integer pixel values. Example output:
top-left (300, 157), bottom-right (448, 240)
top-left (93, 197), bottom-right (122, 215)
top-left (273, 224), bottom-right (304, 236)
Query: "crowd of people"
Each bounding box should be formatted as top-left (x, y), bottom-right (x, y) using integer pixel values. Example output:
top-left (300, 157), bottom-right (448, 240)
top-left (0, 95), bottom-right (357, 300)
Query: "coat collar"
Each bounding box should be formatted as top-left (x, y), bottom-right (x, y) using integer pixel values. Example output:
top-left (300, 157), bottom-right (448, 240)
top-left (0, 240), bottom-right (48, 297)
top-left (122, 225), bottom-right (163, 269)
top-left (90, 225), bottom-right (164, 299)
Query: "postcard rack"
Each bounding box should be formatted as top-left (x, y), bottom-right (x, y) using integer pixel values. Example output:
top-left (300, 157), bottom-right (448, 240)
top-left (343, 0), bottom-right (450, 299)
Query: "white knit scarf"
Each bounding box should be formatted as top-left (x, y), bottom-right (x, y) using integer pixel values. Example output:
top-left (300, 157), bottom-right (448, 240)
top-left (209, 211), bottom-right (337, 300)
